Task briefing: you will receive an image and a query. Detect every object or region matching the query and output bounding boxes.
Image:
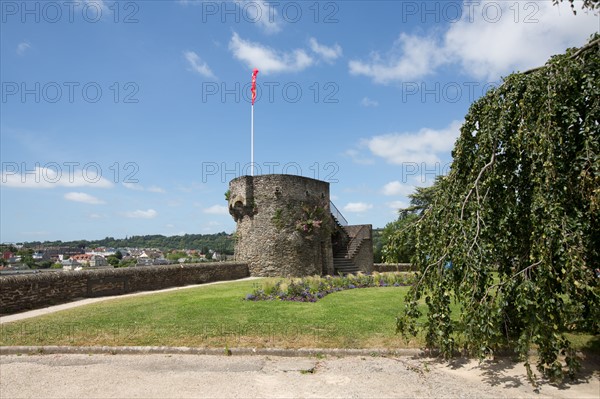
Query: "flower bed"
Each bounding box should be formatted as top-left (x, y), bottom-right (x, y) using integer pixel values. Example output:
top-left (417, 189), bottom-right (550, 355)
top-left (245, 272), bottom-right (416, 302)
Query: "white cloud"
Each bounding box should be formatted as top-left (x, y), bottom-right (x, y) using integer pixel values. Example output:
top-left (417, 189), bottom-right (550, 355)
top-left (203, 204), bottom-right (229, 215)
top-left (387, 200), bottom-right (408, 210)
top-left (443, 1), bottom-right (599, 80)
top-left (360, 97), bottom-right (379, 107)
top-left (123, 182), bottom-right (144, 191)
top-left (350, 1), bottom-right (599, 83)
top-left (235, 0), bottom-right (282, 34)
top-left (123, 182), bottom-right (165, 193)
top-left (84, 0), bottom-right (107, 10)
top-left (83, 0), bottom-right (112, 18)
top-left (184, 51), bottom-right (216, 78)
top-left (366, 120), bottom-right (462, 164)
top-left (147, 185), bottom-right (166, 193)
top-left (349, 33), bottom-right (447, 83)
top-left (88, 213), bottom-right (104, 219)
top-left (344, 149), bottom-right (375, 165)
top-left (386, 200), bottom-right (409, 216)
top-left (17, 41), bottom-right (31, 56)
top-left (382, 181), bottom-right (414, 197)
top-left (64, 192), bottom-right (105, 205)
top-left (80, 0), bottom-right (109, 19)
top-left (343, 202), bottom-right (373, 213)
top-left (229, 32), bottom-right (314, 74)
top-left (124, 209), bottom-right (158, 219)
top-left (309, 37), bottom-right (342, 63)
top-left (176, 182), bottom-right (206, 193)
top-left (1, 167), bottom-right (113, 189)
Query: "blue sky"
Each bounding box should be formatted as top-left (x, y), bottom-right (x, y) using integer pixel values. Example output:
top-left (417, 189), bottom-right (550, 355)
top-left (1, 0), bottom-right (598, 243)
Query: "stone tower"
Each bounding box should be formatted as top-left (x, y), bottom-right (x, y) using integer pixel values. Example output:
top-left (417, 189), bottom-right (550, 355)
top-left (228, 174), bottom-right (334, 277)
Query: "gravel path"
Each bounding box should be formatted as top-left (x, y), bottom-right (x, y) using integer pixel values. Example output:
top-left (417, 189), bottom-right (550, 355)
top-left (1, 353), bottom-right (598, 398)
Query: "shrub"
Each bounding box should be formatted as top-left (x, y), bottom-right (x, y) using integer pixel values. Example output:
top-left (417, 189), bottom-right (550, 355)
top-left (244, 272), bottom-right (416, 302)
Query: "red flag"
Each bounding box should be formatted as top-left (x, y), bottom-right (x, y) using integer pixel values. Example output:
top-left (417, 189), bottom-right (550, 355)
top-left (251, 68), bottom-right (259, 105)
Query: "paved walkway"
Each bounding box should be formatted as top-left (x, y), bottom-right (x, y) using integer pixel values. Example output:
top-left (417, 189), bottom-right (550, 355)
top-left (1, 353), bottom-right (599, 398)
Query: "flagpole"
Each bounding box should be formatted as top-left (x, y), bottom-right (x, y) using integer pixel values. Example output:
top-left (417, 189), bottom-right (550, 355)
top-left (250, 68), bottom-right (258, 177)
top-left (251, 103), bottom-right (254, 176)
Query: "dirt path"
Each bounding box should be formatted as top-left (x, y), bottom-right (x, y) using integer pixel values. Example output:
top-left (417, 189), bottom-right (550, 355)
top-left (1, 353), bottom-right (598, 398)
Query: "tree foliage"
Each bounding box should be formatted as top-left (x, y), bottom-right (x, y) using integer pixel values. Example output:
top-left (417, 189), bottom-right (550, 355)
top-left (382, 182), bottom-right (439, 263)
top-left (21, 232), bottom-right (235, 254)
top-left (396, 36), bottom-right (600, 382)
top-left (380, 215), bottom-right (417, 263)
top-left (554, 0), bottom-right (600, 14)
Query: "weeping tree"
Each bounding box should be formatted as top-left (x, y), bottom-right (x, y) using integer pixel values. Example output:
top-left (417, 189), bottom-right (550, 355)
top-left (395, 35), bottom-right (600, 382)
top-left (555, 0), bottom-right (600, 14)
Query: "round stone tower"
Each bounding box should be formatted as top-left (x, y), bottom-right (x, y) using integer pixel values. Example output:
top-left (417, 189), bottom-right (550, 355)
top-left (228, 174), bottom-right (334, 277)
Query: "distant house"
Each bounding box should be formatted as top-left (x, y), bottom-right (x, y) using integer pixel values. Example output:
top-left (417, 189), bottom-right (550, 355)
top-left (137, 257), bottom-right (168, 266)
top-left (140, 250), bottom-right (163, 259)
top-left (32, 252), bottom-right (48, 261)
top-left (61, 259), bottom-right (82, 270)
top-left (116, 248), bottom-right (130, 257)
top-left (45, 247), bottom-right (85, 259)
top-left (71, 254), bottom-right (92, 265)
top-left (89, 255), bottom-right (108, 268)
top-left (136, 258), bottom-right (154, 266)
top-left (7, 256), bottom-right (22, 264)
top-left (88, 247), bottom-right (117, 257)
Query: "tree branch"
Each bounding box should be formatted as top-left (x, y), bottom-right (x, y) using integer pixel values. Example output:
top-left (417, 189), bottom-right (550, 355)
top-left (521, 37), bottom-right (600, 76)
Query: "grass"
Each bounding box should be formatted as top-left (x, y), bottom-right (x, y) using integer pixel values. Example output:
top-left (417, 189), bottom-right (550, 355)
top-left (1, 277), bottom-right (596, 353)
top-left (0, 279), bottom-right (423, 349)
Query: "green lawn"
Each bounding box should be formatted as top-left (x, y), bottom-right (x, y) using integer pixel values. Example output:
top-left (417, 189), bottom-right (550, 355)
top-left (0, 279), bottom-right (422, 349)
top-left (2, 278), bottom-right (596, 352)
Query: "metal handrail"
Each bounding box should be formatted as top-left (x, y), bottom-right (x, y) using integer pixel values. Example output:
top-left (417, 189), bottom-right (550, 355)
top-left (329, 201), bottom-right (348, 226)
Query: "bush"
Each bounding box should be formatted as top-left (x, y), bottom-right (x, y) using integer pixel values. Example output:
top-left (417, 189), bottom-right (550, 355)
top-left (245, 272), bottom-right (416, 302)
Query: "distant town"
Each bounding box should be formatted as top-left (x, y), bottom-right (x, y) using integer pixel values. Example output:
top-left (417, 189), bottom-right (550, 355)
top-left (0, 233), bottom-right (236, 275)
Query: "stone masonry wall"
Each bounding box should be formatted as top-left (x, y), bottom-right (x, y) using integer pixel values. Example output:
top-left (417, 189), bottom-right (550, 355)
top-left (335, 224), bottom-right (373, 274)
top-left (229, 174), bottom-right (333, 277)
top-left (0, 263), bottom-right (249, 315)
top-left (353, 226), bottom-right (374, 274)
